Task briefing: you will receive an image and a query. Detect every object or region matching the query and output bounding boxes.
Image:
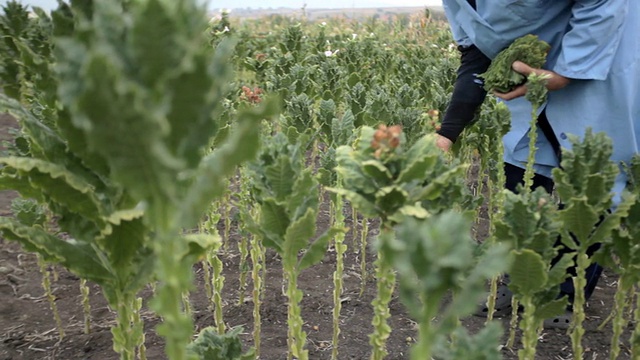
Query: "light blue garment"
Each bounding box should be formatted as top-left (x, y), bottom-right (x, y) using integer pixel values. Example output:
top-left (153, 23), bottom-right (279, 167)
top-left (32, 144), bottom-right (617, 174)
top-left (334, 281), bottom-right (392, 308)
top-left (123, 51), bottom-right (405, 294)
top-left (442, 0), bottom-right (640, 199)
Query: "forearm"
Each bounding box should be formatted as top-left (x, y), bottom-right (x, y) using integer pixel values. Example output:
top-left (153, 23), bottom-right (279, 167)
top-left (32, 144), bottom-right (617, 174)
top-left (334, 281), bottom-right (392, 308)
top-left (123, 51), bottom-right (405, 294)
top-left (437, 45), bottom-right (491, 142)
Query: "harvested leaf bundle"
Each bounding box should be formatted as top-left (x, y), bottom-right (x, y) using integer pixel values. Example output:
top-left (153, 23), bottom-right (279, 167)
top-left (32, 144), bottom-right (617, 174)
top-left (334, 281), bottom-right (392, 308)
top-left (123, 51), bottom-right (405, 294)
top-left (480, 34), bottom-right (550, 93)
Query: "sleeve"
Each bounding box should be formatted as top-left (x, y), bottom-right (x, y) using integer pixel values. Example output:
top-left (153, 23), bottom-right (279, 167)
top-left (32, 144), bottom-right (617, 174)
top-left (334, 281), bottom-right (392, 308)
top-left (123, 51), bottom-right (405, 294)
top-left (436, 45), bottom-right (491, 142)
top-left (553, 0), bottom-right (628, 80)
top-left (442, 1), bottom-right (473, 47)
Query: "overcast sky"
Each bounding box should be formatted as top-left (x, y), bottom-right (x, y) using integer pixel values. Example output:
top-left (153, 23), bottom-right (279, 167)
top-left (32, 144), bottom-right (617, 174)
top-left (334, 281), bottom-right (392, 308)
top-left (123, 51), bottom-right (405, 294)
top-left (2, 0), bottom-right (441, 11)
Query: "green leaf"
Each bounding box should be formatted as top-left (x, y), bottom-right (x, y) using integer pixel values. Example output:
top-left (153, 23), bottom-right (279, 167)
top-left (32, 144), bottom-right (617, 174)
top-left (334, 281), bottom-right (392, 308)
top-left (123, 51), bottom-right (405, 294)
top-left (130, 0), bottom-right (178, 87)
top-left (398, 135), bottom-right (438, 183)
top-left (264, 154), bottom-right (296, 201)
top-left (0, 216), bottom-right (112, 285)
top-left (361, 160), bottom-right (393, 184)
top-left (546, 253), bottom-right (573, 287)
top-left (334, 146), bottom-right (377, 196)
top-left (260, 198), bottom-right (290, 249)
top-left (559, 197), bottom-right (600, 245)
top-left (589, 192), bottom-right (635, 245)
top-left (534, 298), bottom-right (569, 320)
top-left (98, 213), bottom-right (147, 268)
top-left (509, 249), bottom-right (548, 296)
top-left (415, 166), bottom-right (466, 201)
top-left (187, 326), bottom-right (254, 360)
top-left (375, 185), bottom-right (408, 215)
top-left (299, 227), bottom-right (345, 271)
top-left (182, 233), bottom-right (222, 264)
top-left (397, 204), bottom-right (430, 219)
top-left (180, 99), bottom-right (277, 227)
top-left (326, 187), bottom-right (378, 218)
top-left (283, 207), bottom-right (317, 259)
top-left (287, 169), bottom-right (318, 220)
top-left (0, 157), bottom-right (103, 220)
top-left (0, 172), bottom-right (44, 201)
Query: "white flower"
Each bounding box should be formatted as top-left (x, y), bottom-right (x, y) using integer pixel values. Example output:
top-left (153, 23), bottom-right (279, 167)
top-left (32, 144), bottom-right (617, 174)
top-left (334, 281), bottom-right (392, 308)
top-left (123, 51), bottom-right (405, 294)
top-left (223, 26), bottom-right (230, 33)
top-left (324, 49), bottom-right (339, 57)
top-left (352, 33), bottom-right (358, 40)
top-left (321, 21), bottom-right (327, 26)
top-left (431, 44), bottom-right (439, 48)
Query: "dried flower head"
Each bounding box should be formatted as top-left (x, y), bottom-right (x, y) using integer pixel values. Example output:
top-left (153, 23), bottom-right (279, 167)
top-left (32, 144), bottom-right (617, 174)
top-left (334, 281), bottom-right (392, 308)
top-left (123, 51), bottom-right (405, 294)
top-left (240, 86), bottom-right (263, 104)
top-left (371, 124), bottom-right (403, 159)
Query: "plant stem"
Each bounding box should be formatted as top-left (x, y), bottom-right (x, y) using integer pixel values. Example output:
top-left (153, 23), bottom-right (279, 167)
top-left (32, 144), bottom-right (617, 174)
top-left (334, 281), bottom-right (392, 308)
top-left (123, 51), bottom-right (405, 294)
top-left (211, 251), bottom-right (226, 334)
top-left (223, 188), bottom-right (232, 254)
top-left (518, 296), bottom-right (540, 360)
top-left (202, 258), bottom-right (214, 311)
top-left (410, 317), bottom-right (433, 360)
top-left (351, 203), bottom-right (358, 248)
top-left (486, 276), bottom-right (498, 322)
top-left (286, 266), bottom-right (308, 360)
top-left (112, 293), bottom-right (145, 360)
top-left (154, 227), bottom-right (194, 360)
top-left (80, 279), bottom-right (91, 334)
top-left (332, 181), bottom-right (346, 360)
top-left (133, 297), bottom-right (146, 360)
top-left (250, 228), bottom-right (264, 358)
top-left (369, 229), bottom-right (396, 360)
top-left (360, 218), bottom-right (369, 297)
top-left (38, 256), bottom-right (64, 340)
top-left (570, 251), bottom-right (589, 360)
top-left (609, 276), bottom-right (628, 360)
top-left (523, 105), bottom-right (539, 190)
top-left (630, 286), bottom-right (640, 358)
top-left (238, 233), bottom-right (250, 306)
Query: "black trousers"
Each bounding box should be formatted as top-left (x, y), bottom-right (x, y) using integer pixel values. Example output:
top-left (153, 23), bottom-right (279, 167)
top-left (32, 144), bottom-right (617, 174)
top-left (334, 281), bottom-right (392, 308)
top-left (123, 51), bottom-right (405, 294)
top-left (504, 110), bottom-right (603, 306)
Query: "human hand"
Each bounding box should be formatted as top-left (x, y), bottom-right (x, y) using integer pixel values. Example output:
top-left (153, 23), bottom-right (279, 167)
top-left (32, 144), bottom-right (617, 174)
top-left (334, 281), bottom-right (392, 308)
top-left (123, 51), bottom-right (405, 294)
top-left (494, 61), bottom-right (570, 101)
top-left (436, 134), bottom-right (453, 152)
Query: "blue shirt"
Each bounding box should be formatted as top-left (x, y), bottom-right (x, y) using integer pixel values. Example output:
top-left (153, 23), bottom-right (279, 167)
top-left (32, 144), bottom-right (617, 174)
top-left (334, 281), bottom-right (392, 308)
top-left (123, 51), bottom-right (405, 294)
top-left (442, 0), bottom-right (640, 199)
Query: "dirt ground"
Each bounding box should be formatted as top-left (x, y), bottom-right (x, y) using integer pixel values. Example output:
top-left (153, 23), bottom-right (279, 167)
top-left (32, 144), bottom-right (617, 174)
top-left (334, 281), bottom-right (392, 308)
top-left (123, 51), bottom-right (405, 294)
top-left (0, 112), bottom-right (633, 360)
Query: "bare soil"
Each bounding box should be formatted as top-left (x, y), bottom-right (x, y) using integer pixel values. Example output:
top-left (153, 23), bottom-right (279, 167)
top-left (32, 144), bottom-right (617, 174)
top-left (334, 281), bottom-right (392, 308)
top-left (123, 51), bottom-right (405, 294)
top-left (0, 112), bottom-right (632, 360)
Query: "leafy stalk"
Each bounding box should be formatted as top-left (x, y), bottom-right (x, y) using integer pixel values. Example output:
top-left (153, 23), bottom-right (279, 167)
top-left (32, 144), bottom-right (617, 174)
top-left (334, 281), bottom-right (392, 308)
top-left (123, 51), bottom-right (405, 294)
top-left (39, 257), bottom-right (64, 340)
top-left (632, 290), bottom-right (640, 358)
top-left (552, 130), bottom-right (633, 360)
top-left (522, 73), bottom-right (550, 189)
top-left (382, 213), bottom-right (510, 360)
top-left (249, 214), bottom-right (264, 358)
top-left (212, 250), bottom-right (226, 334)
top-left (331, 176), bottom-right (347, 360)
top-left (370, 229), bottom-right (396, 360)
top-left (360, 217), bottom-right (369, 297)
top-left (80, 278), bottom-right (91, 334)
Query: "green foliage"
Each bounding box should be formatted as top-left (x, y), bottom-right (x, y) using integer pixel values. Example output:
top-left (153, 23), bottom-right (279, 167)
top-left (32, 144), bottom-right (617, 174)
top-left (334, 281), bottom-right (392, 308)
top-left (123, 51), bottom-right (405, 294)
top-left (245, 132), bottom-right (344, 360)
top-left (0, 0), bottom-right (276, 358)
top-left (553, 129), bottom-right (621, 247)
top-left (384, 213), bottom-right (509, 359)
top-left (330, 126), bottom-right (474, 223)
top-left (187, 327), bottom-right (254, 360)
top-left (552, 129), bottom-right (634, 360)
top-left (10, 197), bottom-right (46, 226)
top-left (480, 34), bottom-right (550, 93)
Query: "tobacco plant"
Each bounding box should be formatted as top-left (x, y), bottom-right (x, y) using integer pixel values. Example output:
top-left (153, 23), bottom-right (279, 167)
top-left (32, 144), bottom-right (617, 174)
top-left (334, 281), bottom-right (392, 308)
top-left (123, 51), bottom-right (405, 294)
top-left (382, 213), bottom-right (509, 360)
top-left (494, 188), bottom-right (573, 359)
top-left (595, 156), bottom-right (640, 359)
top-left (331, 125), bottom-right (475, 359)
top-left (245, 132), bottom-right (344, 360)
top-left (552, 130), bottom-right (637, 359)
top-left (0, 0), bottom-right (276, 359)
